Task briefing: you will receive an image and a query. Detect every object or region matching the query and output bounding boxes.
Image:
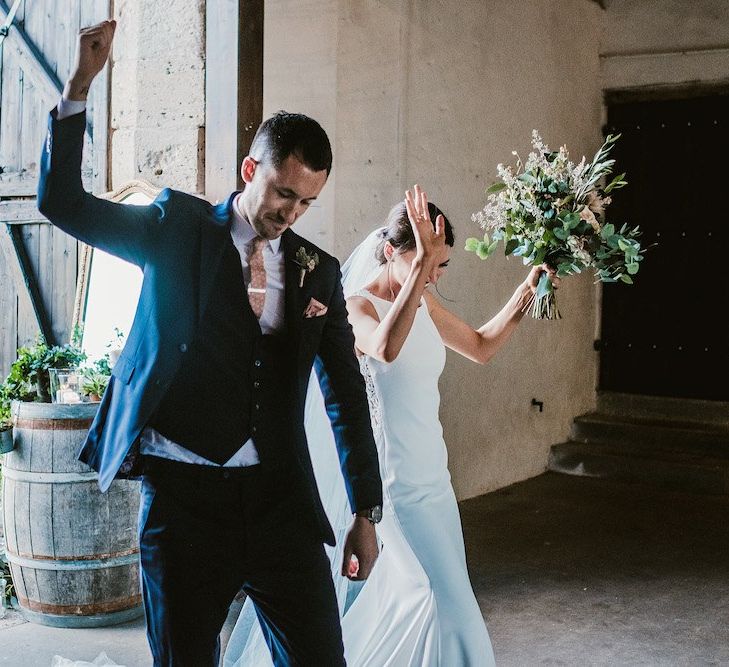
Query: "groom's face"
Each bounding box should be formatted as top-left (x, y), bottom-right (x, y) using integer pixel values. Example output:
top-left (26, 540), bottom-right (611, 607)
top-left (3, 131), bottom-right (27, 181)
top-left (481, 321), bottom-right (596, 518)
top-left (239, 154), bottom-right (328, 240)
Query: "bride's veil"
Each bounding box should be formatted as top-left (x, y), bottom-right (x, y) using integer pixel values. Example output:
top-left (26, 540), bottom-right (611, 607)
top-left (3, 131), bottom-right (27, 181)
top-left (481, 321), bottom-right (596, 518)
top-left (223, 228), bottom-right (386, 666)
top-left (341, 226), bottom-right (387, 298)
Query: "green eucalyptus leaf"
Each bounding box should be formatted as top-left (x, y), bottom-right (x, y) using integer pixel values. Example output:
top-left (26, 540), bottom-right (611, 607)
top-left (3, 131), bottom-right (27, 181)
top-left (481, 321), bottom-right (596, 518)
top-left (626, 262), bottom-right (639, 275)
top-left (564, 212), bottom-right (581, 229)
top-left (465, 237), bottom-right (480, 252)
top-left (518, 173), bottom-right (537, 186)
top-left (536, 271), bottom-right (552, 299)
top-left (620, 274), bottom-right (634, 284)
top-left (486, 182), bottom-right (508, 195)
top-left (601, 223), bottom-right (615, 240)
top-left (554, 227), bottom-right (568, 241)
top-left (476, 242), bottom-right (490, 260)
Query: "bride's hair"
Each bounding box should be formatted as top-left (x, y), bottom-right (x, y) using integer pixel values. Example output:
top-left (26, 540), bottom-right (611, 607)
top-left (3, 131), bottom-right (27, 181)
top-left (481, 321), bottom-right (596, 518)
top-left (375, 201), bottom-right (455, 264)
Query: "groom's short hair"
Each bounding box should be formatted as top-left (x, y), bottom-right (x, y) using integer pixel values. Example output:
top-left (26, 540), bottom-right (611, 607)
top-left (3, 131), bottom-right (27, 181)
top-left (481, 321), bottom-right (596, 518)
top-left (249, 111), bottom-right (333, 175)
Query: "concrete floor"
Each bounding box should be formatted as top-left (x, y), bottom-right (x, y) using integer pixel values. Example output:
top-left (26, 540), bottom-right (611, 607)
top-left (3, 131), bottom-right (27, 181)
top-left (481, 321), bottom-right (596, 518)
top-left (462, 472), bottom-right (729, 666)
top-left (2, 472), bottom-right (728, 666)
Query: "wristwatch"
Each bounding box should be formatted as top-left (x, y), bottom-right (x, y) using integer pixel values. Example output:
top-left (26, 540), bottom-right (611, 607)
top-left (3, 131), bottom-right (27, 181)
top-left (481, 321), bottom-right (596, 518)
top-left (355, 505), bottom-right (383, 525)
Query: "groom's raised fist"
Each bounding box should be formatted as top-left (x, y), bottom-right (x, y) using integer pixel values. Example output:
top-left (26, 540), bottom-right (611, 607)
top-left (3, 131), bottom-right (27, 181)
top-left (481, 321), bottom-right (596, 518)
top-left (65, 20), bottom-right (117, 101)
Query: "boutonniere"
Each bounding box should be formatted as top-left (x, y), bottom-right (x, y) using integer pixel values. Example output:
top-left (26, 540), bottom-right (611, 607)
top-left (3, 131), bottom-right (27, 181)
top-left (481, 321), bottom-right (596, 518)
top-left (294, 247), bottom-right (319, 287)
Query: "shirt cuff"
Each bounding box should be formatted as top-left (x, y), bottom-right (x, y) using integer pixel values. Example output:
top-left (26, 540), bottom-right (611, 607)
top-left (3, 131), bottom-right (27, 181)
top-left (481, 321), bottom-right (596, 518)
top-left (56, 96), bottom-right (87, 120)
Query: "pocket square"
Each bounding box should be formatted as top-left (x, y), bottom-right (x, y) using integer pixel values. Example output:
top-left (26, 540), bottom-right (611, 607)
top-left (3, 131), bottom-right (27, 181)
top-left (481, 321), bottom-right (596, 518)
top-left (304, 298), bottom-right (328, 318)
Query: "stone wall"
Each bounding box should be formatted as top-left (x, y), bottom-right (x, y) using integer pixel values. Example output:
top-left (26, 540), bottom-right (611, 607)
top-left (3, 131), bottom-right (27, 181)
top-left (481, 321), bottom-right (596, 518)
top-left (263, 0), bottom-right (604, 500)
top-left (601, 0), bottom-right (729, 92)
top-left (110, 0), bottom-right (206, 193)
top-left (107, 0), bottom-right (726, 500)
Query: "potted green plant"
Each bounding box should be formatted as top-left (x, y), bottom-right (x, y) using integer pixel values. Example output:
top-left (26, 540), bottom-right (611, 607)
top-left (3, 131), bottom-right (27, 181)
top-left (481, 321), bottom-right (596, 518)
top-left (79, 329), bottom-right (123, 402)
top-left (81, 356), bottom-right (112, 402)
top-left (0, 391), bottom-right (13, 455)
top-left (0, 334), bottom-right (88, 454)
top-left (3, 335), bottom-right (86, 403)
top-left (1, 551), bottom-right (16, 613)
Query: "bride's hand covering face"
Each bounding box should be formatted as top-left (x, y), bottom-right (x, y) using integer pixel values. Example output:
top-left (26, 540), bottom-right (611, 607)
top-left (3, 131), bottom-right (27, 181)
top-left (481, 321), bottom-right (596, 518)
top-left (344, 188), bottom-right (455, 364)
top-left (404, 184), bottom-right (447, 267)
top-left (383, 185), bottom-right (452, 289)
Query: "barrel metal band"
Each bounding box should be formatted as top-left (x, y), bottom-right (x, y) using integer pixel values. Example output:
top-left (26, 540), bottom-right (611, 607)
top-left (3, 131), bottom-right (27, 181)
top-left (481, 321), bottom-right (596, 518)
top-left (17, 593), bottom-right (143, 615)
top-left (4, 549), bottom-right (139, 571)
top-left (14, 418), bottom-right (93, 430)
top-left (14, 546), bottom-right (139, 562)
top-left (0, 468), bottom-right (99, 484)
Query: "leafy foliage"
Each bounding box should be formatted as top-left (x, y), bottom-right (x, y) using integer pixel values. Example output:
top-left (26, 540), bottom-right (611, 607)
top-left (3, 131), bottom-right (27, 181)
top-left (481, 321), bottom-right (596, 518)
top-left (0, 334), bottom-right (87, 409)
top-left (467, 131), bottom-right (644, 318)
top-left (81, 357), bottom-right (112, 400)
top-left (0, 551), bottom-right (16, 610)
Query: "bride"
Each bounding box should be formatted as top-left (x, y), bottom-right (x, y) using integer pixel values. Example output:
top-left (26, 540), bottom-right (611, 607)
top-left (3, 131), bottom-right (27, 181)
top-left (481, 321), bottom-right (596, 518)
top-left (224, 185), bottom-right (556, 666)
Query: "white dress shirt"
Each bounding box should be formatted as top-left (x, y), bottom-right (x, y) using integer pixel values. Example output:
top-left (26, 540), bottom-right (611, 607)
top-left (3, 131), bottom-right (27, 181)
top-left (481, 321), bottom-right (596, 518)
top-left (56, 94), bottom-right (285, 467)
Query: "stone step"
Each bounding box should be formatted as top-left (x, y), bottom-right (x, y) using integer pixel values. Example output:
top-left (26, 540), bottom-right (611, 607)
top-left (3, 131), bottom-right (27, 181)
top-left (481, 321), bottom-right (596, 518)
top-left (548, 440), bottom-right (729, 495)
top-left (596, 391), bottom-right (729, 427)
top-left (571, 412), bottom-right (729, 457)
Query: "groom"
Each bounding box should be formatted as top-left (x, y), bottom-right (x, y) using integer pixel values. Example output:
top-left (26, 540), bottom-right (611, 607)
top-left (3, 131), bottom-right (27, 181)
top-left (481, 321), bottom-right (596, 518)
top-left (38, 20), bottom-right (382, 667)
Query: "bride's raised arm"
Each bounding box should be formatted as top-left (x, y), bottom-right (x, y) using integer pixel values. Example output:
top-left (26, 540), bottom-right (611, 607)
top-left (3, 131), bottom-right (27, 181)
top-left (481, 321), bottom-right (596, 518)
top-left (424, 263), bottom-right (558, 365)
top-left (347, 185), bottom-right (446, 363)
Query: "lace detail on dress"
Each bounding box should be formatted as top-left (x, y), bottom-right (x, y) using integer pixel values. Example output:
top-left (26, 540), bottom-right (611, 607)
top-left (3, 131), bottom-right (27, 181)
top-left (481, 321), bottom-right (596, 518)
top-left (359, 356), bottom-right (383, 438)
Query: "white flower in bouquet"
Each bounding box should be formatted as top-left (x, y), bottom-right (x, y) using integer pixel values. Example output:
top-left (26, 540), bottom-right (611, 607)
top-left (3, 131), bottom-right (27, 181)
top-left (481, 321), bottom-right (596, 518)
top-left (467, 131), bottom-right (644, 319)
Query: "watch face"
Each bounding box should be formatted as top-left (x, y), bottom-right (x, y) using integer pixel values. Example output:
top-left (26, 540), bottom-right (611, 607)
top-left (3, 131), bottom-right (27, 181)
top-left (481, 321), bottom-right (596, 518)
top-left (371, 505), bottom-right (383, 523)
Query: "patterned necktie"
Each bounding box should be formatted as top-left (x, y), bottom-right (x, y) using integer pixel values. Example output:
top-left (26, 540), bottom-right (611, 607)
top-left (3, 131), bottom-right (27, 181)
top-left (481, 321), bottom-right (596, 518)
top-left (247, 237), bottom-right (267, 318)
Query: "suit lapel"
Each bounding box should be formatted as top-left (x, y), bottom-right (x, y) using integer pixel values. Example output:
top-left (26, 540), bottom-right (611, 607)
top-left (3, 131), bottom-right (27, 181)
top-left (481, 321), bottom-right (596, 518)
top-left (198, 192), bottom-right (238, 324)
top-left (282, 229), bottom-right (305, 339)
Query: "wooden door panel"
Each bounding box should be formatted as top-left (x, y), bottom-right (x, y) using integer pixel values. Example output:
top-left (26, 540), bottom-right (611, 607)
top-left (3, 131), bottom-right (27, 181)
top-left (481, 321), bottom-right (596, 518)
top-left (601, 95), bottom-right (729, 400)
top-left (0, 0), bottom-right (108, 372)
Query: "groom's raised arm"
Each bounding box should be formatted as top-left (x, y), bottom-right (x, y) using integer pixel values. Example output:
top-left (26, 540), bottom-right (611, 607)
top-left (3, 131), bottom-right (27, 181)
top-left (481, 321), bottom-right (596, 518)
top-left (38, 20), bottom-right (162, 267)
top-left (315, 262), bottom-right (383, 514)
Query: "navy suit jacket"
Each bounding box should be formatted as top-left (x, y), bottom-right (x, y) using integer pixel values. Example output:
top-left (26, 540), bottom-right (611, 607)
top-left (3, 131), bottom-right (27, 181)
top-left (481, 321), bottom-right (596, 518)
top-left (37, 109), bottom-right (382, 545)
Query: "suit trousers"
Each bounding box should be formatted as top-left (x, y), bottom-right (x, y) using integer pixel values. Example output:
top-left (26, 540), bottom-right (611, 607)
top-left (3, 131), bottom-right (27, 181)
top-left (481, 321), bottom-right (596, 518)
top-left (138, 456), bottom-right (345, 667)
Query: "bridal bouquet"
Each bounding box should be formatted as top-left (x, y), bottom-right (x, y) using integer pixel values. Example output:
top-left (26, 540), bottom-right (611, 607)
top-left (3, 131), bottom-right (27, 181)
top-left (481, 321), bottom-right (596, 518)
top-left (466, 131), bottom-right (644, 319)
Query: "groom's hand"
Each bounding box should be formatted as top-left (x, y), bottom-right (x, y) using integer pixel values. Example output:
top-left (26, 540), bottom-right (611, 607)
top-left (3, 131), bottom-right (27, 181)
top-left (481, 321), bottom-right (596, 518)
top-left (64, 20), bottom-right (117, 101)
top-left (341, 517), bottom-right (379, 581)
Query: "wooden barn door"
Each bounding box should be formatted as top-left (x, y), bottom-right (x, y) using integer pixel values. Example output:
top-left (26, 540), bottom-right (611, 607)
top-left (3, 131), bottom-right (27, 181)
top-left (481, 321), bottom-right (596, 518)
top-left (0, 0), bottom-right (109, 375)
top-left (600, 93), bottom-right (729, 401)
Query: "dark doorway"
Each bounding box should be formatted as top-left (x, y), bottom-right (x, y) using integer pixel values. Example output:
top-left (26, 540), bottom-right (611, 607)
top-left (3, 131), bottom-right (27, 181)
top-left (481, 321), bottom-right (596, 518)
top-left (600, 93), bottom-right (729, 400)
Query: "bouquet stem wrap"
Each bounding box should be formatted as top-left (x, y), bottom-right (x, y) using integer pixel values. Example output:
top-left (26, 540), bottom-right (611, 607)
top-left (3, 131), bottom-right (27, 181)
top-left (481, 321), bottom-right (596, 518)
top-left (532, 272), bottom-right (561, 320)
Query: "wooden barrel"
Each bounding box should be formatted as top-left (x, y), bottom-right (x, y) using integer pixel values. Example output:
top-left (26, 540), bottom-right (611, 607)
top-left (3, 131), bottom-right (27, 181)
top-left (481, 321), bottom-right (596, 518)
top-left (1, 401), bottom-right (143, 627)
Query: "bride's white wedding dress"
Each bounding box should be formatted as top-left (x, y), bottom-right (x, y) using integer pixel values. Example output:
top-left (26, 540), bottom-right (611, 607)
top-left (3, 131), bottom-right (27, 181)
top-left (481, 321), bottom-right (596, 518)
top-left (224, 284), bottom-right (495, 666)
top-left (342, 290), bottom-right (495, 666)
